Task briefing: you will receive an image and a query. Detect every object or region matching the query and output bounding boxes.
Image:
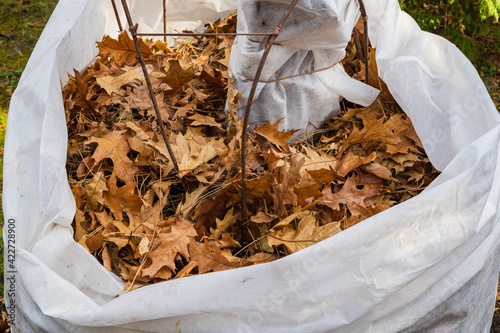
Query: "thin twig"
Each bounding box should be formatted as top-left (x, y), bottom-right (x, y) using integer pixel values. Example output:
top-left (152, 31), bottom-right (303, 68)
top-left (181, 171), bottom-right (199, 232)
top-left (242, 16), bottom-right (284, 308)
top-left (240, 0), bottom-right (300, 224)
top-left (119, 0), bottom-right (188, 192)
top-left (357, 0), bottom-right (369, 84)
top-left (163, 0), bottom-right (167, 43)
top-left (110, 0), bottom-right (123, 31)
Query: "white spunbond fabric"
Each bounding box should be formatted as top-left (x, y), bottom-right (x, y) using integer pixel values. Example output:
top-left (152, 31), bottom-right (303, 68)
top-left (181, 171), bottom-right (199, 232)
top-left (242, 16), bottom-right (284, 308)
top-left (229, 0), bottom-right (380, 140)
top-left (3, 0), bottom-right (499, 332)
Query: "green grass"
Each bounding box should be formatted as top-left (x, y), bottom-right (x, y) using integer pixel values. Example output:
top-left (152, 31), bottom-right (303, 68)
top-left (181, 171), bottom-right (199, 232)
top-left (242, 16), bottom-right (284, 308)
top-left (0, 0), bottom-right (60, 108)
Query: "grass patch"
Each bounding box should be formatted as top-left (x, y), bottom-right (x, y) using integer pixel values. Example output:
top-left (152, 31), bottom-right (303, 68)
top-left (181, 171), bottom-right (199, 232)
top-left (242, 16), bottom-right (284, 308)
top-left (0, 0), bottom-right (59, 109)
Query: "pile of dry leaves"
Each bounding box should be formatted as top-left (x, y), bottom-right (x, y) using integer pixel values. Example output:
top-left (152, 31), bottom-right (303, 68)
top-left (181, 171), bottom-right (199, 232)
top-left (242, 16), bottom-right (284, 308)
top-left (64, 14), bottom-right (439, 292)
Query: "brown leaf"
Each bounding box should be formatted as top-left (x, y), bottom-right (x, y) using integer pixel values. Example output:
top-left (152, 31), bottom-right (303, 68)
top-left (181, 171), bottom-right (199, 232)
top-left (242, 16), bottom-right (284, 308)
top-left (242, 252), bottom-right (280, 265)
top-left (141, 184), bottom-right (171, 228)
top-left (103, 175), bottom-right (142, 220)
top-left (96, 69), bottom-right (143, 96)
top-left (267, 211), bottom-right (341, 253)
top-left (211, 208), bottom-right (240, 239)
top-left (321, 175), bottom-right (382, 211)
top-left (101, 245), bottom-right (114, 271)
top-left (85, 233), bottom-right (104, 252)
top-left (361, 163), bottom-right (395, 181)
top-left (176, 183), bottom-right (210, 218)
top-left (336, 150), bottom-right (378, 177)
top-left (142, 216), bottom-right (196, 278)
top-left (189, 239), bottom-right (233, 274)
top-left (389, 152), bottom-right (421, 165)
top-left (70, 183), bottom-right (86, 211)
top-left (385, 136), bottom-right (416, 155)
top-left (303, 147), bottom-right (338, 171)
top-left (214, 232), bottom-right (241, 249)
top-left (73, 69), bottom-right (98, 113)
top-left (175, 134), bottom-right (226, 178)
top-left (137, 237), bottom-right (150, 256)
top-left (187, 113), bottom-right (223, 129)
top-left (74, 208), bottom-right (87, 242)
top-left (250, 212), bottom-right (275, 224)
top-left (272, 157), bottom-right (304, 216)
top-left (85, 171), bottom-right (108, 210)
top-left (254, 119), bottom-right (298, 151)
top-left (306, 168), bottom-right (343, 184)
top-left (162, 59), bottom-right (195, 92)
top-left (294, 183), bottom-right (323, 206)
top-left (88, 130), bottom-right (139, 184)
top-left (348, 115), bottom-right (407, 145)
top-left (97, 31), bottom-right (152, 67)
top-left (346, 203), bottom-right (390, 228)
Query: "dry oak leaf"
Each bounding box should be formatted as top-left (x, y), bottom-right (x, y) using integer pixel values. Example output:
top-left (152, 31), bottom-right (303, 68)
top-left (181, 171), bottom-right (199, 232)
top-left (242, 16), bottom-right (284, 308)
top-left (404, 167), bottom-right (426, 183)
top-left (250, 211), bottom-right (275, 224)
top-left (361, 163), bottom-right (395, 181)
top-left (125, 120), bottom-right (151, 141)
top-left (71, 182), bottom-right (86, 210)
top-left (85, 233), bottom-right (104, 252)
top-left (103, 175), bottom-right (142, 221)
top-left (142, 216), bottom-right (197, 278)
top-left (73, 69), bottom-right (98, 113)
top-left (302, 146), bottom-right (338, 172)
top-left (85, 171), bottom-right (108, 210)
top-left (177, 183), bottom-right (210, 218)
top-left (346, 202), bottom-right (391, 228)
top-left (272, 157), bottom-right (305, 216)
top-left (74, 208), bottom-right (87, 242)
top-left (223, 251), bottom-right (280, 267)
top-left (335, 150), bottom-right (378, 177)
top-left (267, 211), bottom-right (342, 253)
top-left (294, 183), bottom-right (324, 206)
top-left (213, 231), bottom-right (241, 249)
top-left (306, 168), bottom-right (343, 184)
top-left (78, 121), bottom-right (110, 138)
top-left (348, 114), bottom-right (407, 145)
top-left (389, 152), bottom-right (421, 165)
top-left (162, 59), bottom-right (195, 92)
top-left (320, 175), bottom-right (382, 211)
top-left (96, 69), bottom-right (144, 96)
top-left (87, 130), bottom-right (139, 184)
top-left (176, 134), bottom-right (226, 178)
top-left (187, 113), bottom-right (223, 130)
top-left (97, 31), bottom-right (153, 67)
top-left (189, 239), bottom-right (233, 274)
top-left (254, 119), bottom-right (298, 151)
top-left (385, 136), bottom-right (417, 155)
top-left (141, 185), bottom-right (171, 229)
top-left (103, 219), bottom-right (140, 249)
top-left (211, 207), bottom-right (240, 239)
top-left (128, 136), bottom-right (154, 166)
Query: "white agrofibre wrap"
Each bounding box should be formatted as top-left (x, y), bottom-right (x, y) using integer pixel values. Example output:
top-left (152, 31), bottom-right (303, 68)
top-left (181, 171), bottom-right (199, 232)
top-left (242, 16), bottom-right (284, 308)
top-left (3, 0), bottom-right (499, 332)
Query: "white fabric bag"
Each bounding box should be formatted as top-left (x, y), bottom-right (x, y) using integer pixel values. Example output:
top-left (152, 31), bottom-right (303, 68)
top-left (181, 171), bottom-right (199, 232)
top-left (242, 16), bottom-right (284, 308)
top-left (3, 0), bottom-right (499, 332)
top-left (229, 0), bottom-right (380, 140)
